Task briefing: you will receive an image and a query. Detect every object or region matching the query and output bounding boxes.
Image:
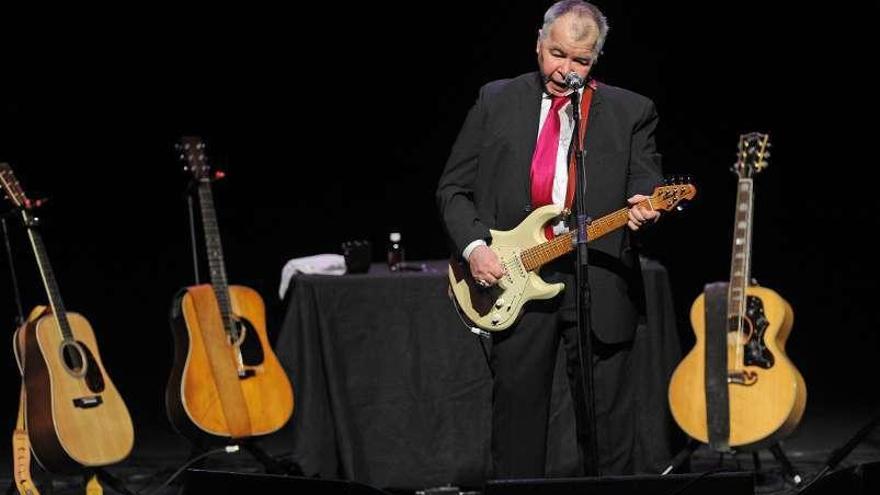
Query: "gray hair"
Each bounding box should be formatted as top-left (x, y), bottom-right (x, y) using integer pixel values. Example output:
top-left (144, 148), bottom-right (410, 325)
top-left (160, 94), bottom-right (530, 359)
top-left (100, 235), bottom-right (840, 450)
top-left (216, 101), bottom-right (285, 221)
top-left (540, 1), bottom-right (609, 59)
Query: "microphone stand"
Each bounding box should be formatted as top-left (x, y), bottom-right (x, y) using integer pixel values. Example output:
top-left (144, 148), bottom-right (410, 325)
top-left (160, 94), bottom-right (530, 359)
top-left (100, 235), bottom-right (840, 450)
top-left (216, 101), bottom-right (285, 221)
top-left (569, 88), bottom-right (599, 476)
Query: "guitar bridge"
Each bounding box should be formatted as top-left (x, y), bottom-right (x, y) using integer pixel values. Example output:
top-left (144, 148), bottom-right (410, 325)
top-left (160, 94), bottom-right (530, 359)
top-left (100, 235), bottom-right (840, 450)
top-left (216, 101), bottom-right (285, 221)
top-left (727, 370), bottom-right (758, 386)
top-left (72, 396), bottom-right (103, 409)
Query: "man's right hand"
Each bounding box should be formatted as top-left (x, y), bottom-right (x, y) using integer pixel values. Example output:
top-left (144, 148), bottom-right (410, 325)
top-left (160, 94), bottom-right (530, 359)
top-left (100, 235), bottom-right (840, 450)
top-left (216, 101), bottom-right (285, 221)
top-left (468, 245), bottom-right (506, 287)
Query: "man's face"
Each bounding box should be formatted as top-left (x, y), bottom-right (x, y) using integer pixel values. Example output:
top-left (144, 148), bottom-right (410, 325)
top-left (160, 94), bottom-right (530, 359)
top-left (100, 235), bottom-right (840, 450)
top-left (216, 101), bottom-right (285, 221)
top-left (536, 14), bottom-right (598, 96)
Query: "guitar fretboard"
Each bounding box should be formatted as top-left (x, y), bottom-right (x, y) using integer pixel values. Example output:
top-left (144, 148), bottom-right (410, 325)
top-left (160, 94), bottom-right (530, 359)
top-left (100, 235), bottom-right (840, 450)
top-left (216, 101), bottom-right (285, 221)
top-left (727, 178), bottom-right (753, 319)
top-left (197, 181), bottom-right (234, 336)
top-left (24, 214), bottom-right (74, 341)
top-left (520, 206), bottom-right (633, 272)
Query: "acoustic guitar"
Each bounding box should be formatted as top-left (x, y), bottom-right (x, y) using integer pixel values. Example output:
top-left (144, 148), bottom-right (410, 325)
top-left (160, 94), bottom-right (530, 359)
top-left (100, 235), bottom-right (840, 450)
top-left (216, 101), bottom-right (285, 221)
top-left (0, 163), bottom-right (134, 473)
top-left (166, 137), bottom-right (294, 443)
top-left (448, 182), bottom-right (696, 331)
top-left (667, 133), bottom-right (806, 449)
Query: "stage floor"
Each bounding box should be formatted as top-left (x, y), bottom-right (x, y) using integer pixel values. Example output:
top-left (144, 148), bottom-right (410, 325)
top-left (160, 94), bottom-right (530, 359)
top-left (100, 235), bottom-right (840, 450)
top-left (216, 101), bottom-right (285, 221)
top-left (2, 401), bottom-right (879, 494)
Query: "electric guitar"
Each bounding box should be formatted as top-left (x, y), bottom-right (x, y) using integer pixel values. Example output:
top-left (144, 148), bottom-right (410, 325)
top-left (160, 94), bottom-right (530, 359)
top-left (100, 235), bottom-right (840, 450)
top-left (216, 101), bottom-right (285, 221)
top-left (448, 182), bottom-right (696, 332)
top-left (166, 137), bottom-right (294, 443)
top-left (668, 133), bottom-right (806, 449)
top-left (0, 163), bottom-right (134, 473)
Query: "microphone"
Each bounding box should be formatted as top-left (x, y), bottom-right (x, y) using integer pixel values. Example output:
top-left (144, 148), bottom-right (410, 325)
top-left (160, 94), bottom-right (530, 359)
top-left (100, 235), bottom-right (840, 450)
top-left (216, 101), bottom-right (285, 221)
top-left (564, 72), bottom-right (585, 90)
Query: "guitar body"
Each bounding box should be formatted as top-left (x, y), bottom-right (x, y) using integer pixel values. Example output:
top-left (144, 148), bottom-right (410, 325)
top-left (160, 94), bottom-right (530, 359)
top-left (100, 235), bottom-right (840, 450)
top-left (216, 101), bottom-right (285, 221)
top-left (668, 286), bottom-right (806, 449)
top-left (167, 284), bottom-right (294, 442)
top-left (23, 306), bottom-right (134, 472)
top-left (448, 204), bottom-right (565, 331)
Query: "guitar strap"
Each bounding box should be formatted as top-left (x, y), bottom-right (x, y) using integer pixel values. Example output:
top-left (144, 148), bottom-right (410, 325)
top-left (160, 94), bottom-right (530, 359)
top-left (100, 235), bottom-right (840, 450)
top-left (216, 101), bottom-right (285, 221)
top-left (704, 281), bottom-right (731, 452)
top-left (188, 285), bottom-right (253, 438)
top-left (12, 324), bottom-right (41, 495)
top-left (563, 80), bottom-right (596, 210)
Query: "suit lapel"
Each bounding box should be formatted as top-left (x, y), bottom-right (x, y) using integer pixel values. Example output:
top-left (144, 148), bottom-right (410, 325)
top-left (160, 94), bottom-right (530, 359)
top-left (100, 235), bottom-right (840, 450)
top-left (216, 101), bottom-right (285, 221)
top-left (514, 73), bottom-right (544, 205)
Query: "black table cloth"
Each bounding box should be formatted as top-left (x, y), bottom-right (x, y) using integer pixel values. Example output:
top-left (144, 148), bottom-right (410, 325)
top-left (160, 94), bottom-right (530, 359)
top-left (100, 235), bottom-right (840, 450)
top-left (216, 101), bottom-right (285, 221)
top-left (273, 259), bottom-right (683, 489)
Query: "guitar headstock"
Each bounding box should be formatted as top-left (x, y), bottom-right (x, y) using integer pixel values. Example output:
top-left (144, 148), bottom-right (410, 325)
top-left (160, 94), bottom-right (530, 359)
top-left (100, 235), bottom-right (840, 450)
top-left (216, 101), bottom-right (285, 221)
top-left (650, 180), bottom-right (697, 212)
top-left (0, 162), bottom-right (33, 210)
top-left (177, 136), bottom-right (217, 181)
top-left (732, 132), bottom-right (771, 179)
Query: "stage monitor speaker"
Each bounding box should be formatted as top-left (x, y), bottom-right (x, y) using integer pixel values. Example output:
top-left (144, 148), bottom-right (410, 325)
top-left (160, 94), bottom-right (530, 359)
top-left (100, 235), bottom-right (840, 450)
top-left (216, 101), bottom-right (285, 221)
top-left (485, 472), bottom-right (754, 495)
top-left (856, 460), bottom-right (880, 493)
top-left (181, 469), bottom-right (390, 495)
top-left (801, 461), bottom-right (880, 494)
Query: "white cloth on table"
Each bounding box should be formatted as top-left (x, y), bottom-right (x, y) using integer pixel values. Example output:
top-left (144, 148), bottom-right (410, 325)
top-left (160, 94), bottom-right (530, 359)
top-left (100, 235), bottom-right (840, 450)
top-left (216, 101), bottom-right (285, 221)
top-left (278, 254), bottom-right (346, 299)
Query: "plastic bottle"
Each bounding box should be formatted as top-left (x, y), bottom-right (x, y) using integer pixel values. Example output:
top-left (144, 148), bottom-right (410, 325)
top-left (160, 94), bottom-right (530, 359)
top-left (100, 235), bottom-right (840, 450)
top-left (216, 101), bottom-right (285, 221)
top-left (387, 232), bottom-right (404, 271)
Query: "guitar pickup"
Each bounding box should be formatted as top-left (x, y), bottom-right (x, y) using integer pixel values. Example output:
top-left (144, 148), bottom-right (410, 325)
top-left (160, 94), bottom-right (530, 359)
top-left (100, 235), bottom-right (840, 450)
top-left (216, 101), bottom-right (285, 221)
top-left (238, 369), bottom-right (256, 379)
top-left (73, 396), bottom-right (103, 409)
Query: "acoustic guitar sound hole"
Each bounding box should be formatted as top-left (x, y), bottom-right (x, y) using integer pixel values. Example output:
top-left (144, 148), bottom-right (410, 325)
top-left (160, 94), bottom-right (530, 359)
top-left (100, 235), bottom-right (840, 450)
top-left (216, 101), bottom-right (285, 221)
top-left (60, 341), bottom-right (86, 377)
top-left (235, 317), bottom-right (265, 366)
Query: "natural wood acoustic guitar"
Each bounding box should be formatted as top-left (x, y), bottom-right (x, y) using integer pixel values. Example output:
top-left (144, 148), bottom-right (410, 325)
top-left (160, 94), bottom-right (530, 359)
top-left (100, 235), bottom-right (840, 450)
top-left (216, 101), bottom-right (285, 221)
top-left (165, 137), bottom-right (294, 443)
top-left (668, 133), bottom-right (806, 449)
top-left (1, 163), bottom-right (134, 472)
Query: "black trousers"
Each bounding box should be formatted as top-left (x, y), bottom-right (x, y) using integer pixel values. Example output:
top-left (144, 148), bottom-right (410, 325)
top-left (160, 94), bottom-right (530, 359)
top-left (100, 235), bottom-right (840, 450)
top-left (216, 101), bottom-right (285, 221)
top-left (489, 262), bottom-right (636, 478)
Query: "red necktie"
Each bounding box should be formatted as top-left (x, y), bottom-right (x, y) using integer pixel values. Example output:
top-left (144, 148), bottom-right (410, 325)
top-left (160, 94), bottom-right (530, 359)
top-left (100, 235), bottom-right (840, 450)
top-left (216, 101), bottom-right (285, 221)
top-left (530, 95), bottom-right (569, 239)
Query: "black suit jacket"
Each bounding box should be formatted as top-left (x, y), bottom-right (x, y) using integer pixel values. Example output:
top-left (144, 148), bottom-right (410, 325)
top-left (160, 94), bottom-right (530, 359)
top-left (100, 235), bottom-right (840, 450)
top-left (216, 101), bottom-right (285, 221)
top-left (436, 71), bottom-right (662, 342)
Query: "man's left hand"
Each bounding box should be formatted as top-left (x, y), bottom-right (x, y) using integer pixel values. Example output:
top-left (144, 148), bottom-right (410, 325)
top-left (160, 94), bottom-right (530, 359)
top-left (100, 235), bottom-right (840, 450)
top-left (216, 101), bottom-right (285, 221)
top-left (626, 194), bottom-right (661, 231)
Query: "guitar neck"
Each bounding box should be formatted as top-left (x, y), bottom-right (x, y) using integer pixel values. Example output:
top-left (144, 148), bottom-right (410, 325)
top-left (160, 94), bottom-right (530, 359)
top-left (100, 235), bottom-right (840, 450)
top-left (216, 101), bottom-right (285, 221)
top-left (727, 178), bottom-right (754, 318)
top-left (196, 181), bottom-right (234, 331)
top-left (23, 214), bottom-right (74, 340)
top-left (521, 205), bottom-right (633, 272)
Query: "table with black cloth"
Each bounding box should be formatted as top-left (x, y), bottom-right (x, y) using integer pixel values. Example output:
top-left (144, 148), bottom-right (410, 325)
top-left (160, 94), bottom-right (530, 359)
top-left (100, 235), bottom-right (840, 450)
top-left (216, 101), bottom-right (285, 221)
top-left (273, 258), bottom-right (684, 489)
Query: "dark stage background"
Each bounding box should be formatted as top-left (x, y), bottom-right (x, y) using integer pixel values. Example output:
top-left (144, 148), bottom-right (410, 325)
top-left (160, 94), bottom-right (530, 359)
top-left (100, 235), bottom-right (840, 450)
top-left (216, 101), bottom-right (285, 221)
top-left (1, 1), bottom-right (878, 473)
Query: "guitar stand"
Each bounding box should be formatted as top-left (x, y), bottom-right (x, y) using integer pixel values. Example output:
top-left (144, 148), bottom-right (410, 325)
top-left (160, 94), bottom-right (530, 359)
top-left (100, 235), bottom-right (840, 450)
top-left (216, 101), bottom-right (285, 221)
top-left (662, 440), bottom-right (803, 487)
top-left (85, 468), bottom-right (136, 495)
top-left (240, 441), bottom-right (303, 476)
top-left (796, 408), bottom-right (880, 493)
top-left (5, 468), bottom-right (135, 495)
top-left (186, 441), bottom-right (303, 476)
